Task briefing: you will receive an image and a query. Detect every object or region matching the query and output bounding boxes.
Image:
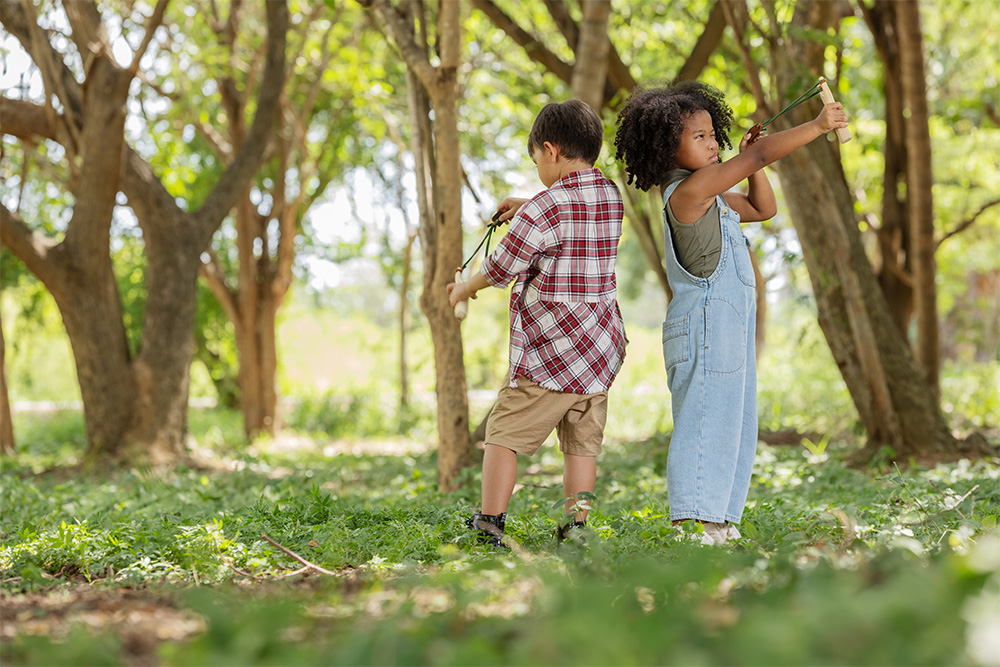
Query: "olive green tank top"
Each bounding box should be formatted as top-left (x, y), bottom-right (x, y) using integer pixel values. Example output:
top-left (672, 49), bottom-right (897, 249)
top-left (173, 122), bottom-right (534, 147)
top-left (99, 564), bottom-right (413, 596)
top-left (663, 169), bottom-right (722, 278)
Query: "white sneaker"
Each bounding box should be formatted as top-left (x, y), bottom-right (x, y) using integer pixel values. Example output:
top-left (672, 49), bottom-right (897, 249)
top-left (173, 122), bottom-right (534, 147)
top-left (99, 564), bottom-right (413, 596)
top-left (701, 522), bottom-right (729, 545)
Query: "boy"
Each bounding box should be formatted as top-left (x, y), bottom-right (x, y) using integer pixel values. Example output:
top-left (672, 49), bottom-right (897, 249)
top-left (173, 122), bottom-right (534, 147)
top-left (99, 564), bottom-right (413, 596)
top-left (447, 99), bottom-right (627, 547)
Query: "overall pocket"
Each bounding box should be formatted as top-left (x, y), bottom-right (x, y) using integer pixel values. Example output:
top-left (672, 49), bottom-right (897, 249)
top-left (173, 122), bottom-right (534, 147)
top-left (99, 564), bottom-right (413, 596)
top-left (730, 233), bottom-right (756, 287)
top-left (704, 297), bottom-right (746, 374)
top-left (662, 314), bottom-right (691, 372)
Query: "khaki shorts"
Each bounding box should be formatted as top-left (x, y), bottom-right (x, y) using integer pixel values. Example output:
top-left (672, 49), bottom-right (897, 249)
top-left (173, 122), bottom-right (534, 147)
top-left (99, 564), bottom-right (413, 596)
top-left (484, 375), bottom-right (609, 457)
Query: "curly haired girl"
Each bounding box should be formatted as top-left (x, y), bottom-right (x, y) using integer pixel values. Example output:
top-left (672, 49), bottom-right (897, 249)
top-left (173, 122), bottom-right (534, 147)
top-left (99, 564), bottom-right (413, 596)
top-left (614, 80), bottom-right (848, 545)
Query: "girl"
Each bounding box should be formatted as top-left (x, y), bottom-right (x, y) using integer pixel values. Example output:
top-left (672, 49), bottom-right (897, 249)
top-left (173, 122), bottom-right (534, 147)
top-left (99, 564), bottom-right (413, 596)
top-left (613, 81), bottom-right (848, 544)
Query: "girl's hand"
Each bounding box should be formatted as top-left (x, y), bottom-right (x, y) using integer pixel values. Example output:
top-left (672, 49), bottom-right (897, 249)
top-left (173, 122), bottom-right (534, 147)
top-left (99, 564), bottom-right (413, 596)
top-left (739, 126), bottom-right (762, 153)
top-left (494, 197), bottom-right (529, 223)
top-left (814, 102), bottom-right (849, 134)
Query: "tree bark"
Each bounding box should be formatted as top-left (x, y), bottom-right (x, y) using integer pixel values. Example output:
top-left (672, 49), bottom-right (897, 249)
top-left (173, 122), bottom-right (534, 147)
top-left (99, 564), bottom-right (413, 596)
top-left (570, 0), bottom-right (612, 112)
top-left (897, 0), bottom-right (939, 397)
top-left (860, 0), bottom-right (913, 337)
top-left (735, 0), bottom-right (972, 463)
top-left (0, 1), bottom-right (288, 464)
top-left (0, 310), bottom-right (14, 455)
top-left (369, 0), bottom-right (475, 490)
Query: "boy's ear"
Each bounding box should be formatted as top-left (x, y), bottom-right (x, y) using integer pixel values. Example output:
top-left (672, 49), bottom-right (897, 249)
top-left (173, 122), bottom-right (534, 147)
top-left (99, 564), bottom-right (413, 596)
top-left (543, 141), bottom-right (561, 162)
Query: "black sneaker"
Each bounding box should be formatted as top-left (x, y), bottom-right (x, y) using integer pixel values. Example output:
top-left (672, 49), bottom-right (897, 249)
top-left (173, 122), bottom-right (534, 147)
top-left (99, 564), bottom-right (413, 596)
top-left (556, 520), bottom-right (587, 543)
top-left (467, 512), bottom-right (507, 548)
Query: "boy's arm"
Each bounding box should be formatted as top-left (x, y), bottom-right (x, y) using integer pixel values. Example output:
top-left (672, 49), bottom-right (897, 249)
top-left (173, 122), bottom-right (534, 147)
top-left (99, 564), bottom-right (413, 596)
top-left (448, 270), bottom-right (490, 308)
top-left (446, 196), bottom-right (555, 307)
top-left (723, 130), bottom-right (777, 222)
top-left (672, 102), bottom-right (847, 222)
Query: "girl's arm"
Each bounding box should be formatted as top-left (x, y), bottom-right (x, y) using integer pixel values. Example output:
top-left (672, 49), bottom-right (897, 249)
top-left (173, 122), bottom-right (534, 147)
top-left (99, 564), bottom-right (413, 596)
top-left (723, 131), bottom-right (777, 222)
top-left (672, 102), bottom-right (847, 222)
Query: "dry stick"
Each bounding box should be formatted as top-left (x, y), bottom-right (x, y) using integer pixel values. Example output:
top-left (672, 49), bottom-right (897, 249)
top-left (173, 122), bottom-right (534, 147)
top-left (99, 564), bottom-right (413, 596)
top-left (927, 480), bottom-right (980, 521)
top-left (226, 560), bottom-right (257, 578)
top-left (273, 566), bottom-right (312, 580)
top-left (260, 533), bottom-right (340, 576)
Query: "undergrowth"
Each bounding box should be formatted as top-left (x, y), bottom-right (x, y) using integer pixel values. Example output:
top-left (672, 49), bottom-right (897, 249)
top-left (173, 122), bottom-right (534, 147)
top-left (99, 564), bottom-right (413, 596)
top-left (1, 418), bottom-right (998, 665)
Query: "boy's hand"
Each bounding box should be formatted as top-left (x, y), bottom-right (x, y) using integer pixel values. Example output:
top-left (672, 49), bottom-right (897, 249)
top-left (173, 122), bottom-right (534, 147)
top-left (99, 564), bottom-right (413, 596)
top-left (447, 280), bottom-right (477, 308)
top-left (814, 102), bottom-right (848, 134)
top-left (494, 197), bottom-right (529, 223)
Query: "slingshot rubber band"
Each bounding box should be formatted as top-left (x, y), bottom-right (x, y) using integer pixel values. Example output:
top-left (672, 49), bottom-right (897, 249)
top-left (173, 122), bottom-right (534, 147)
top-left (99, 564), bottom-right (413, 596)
top-left (458, 210), bottom-right (505, 273)
top-left (453, 210), bottom-right (506, 320)
top-left (748, 78), bottom-right (827, 142)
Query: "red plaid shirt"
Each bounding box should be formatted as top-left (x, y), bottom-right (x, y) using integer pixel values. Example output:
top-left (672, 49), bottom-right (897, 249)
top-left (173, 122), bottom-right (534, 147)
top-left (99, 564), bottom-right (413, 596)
top-left (482, 168), bottom-right (627, 394)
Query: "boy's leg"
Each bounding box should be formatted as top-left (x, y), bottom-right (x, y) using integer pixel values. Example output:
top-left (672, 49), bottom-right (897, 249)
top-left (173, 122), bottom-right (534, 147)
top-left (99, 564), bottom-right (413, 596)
top-left (563, 454), bottom-right (596, 521)
top-left (481, 444), bottom-right (518, 515)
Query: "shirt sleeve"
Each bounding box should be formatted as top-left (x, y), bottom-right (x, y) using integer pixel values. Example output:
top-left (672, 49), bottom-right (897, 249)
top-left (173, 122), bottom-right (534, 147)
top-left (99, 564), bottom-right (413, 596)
top-left (481, 196), bottom-right (559, 288)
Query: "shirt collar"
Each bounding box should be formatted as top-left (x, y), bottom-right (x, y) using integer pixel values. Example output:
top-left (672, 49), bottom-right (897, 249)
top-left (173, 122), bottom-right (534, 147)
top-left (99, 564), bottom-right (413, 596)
top-left (553, 167), bottom-right (602, 188)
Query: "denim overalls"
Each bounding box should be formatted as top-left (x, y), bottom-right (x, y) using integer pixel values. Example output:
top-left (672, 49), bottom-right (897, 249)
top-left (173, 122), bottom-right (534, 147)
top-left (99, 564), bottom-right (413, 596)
top-left (661, 182), bottom-right (758, 525)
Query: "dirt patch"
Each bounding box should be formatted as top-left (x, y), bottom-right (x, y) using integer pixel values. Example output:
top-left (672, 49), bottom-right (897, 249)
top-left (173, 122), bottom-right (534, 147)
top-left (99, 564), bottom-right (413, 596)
top-left (1, 585), bottom-right (203, 666)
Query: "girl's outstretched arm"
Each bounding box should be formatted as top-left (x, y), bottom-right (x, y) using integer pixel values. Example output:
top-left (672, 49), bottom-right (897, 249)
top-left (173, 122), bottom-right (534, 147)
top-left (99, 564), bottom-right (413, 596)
top-left (672, 102), bottom-right (848, 223)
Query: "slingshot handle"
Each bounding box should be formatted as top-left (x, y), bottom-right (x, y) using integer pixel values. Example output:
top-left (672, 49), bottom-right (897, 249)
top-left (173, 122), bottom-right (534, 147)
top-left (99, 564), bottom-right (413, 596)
top-left (453, 268), bottom-right (468, 320)
top-left (818, 79), bottom-right (852, 144)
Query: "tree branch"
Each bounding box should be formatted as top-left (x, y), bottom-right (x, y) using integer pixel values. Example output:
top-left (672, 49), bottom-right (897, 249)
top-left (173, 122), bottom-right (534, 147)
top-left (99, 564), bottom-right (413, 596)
top-left (193, 0), bottom-right (287, 246)
top-left (1, 97), bottom-right (58, 142)
top-left (540, 0), bottom-right (625, 105)
top-left (365, 0), bottom-right (442, 95)
top-left (4, 2), bottom-right (83, 153)
top-left (470, 0), bottom-right (573, 85)
top-left (719, 0), bottom-right (771, 117)
top-left (936, 198), bottom-right (1000, 249)
top-left (260, 533), bottom-right (340, 576)
top-left (0, 203), bottom-right (60, 286)
top-left (62, 0), bottom-right (109, 64)
top-left (675, 1), bottom-right (728, 82)
top-left (199, 248), bottom-right (240, 325)
top-left (128, 0), bottom-right (170, 73)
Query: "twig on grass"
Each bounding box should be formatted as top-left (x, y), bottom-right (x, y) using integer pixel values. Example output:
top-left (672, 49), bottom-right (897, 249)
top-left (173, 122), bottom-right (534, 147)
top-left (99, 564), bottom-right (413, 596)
top-left (273, 566), bottom-right (312, 580)
top-left (260, 533), bottom-right (340, 576)
top-left (226, 560), bottom-right (256, 577)
top-left (926, 480), bottom-right (979, 521)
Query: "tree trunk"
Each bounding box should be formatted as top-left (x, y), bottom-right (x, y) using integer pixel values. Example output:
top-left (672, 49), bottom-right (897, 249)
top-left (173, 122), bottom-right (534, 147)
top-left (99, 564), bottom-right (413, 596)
top-left (571, 0), bottom-right (612, 111)
top-left (761, 0), bottom-right (965, 463)
top-left (425, 1), bottom-right (476, 490)
top-left (370, 0), bottom-right (476, 490)
top-left (897, 0), bottom-right (939, 397)
top-left (400, 231), bottom-right (416, 409)
top-left (0, 311), bottom-right (14, 455)
top-left (0, 1), bottom-right (288, 464)
top-left (861, 0), bottom-right (913, 337)
top-left (233, 192), bottom-right (280, 438)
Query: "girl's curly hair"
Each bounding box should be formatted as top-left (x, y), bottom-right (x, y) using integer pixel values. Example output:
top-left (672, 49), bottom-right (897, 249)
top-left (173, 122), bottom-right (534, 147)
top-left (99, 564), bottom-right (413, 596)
top-left (614, 81), bottom-right (735, 192)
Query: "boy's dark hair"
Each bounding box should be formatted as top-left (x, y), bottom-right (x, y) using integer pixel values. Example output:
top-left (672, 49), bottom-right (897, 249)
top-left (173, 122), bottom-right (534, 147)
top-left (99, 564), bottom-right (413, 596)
top-left (614, 81), bottom-right (734, 192)
top-left (528, 100), bottom-right (603, 165)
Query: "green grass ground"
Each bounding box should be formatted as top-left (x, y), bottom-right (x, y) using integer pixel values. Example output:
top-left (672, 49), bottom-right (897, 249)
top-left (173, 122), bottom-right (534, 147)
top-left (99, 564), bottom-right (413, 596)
top-left (1, 406), bottom-right (998, 665)
top-left (3, 297), bottom-right (998, 665)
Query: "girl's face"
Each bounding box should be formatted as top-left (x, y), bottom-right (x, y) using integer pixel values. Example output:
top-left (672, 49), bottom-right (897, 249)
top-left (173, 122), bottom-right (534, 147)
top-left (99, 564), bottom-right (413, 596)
top-left (675, 110), bottom-right (719, 171)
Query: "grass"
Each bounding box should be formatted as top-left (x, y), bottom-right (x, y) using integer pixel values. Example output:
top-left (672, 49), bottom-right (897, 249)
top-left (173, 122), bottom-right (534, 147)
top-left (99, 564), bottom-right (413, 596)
top-left (3, 294), bottom-right (998, 665)
top-left (1, 408), bottom-right (998, 665)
